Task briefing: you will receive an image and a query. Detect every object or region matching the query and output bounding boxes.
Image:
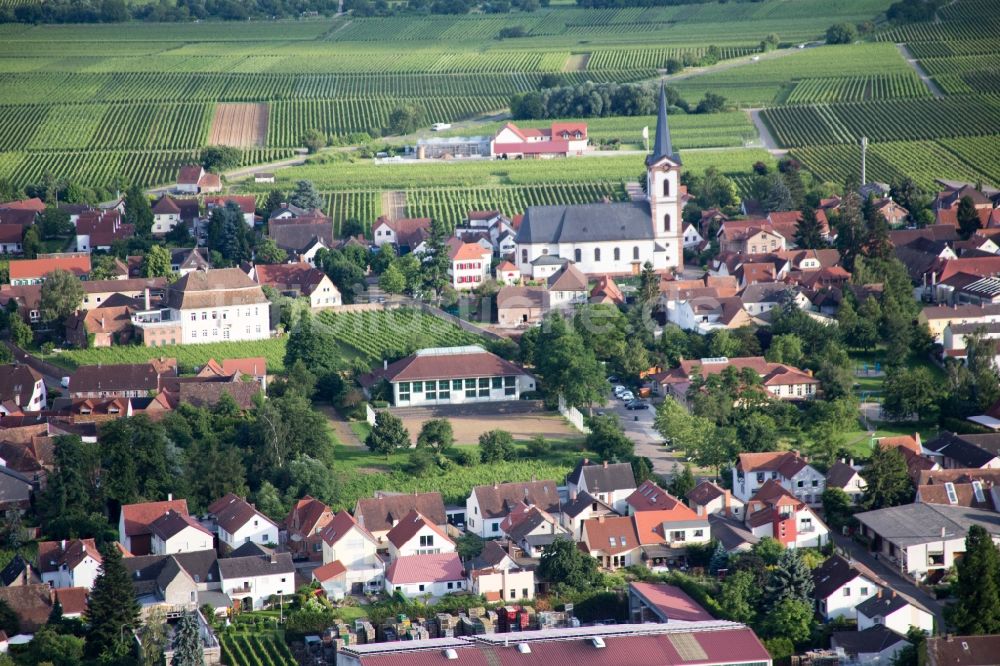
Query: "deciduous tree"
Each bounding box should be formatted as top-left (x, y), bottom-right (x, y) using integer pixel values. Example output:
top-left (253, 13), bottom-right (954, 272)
top-left (585, 414), bottom-right (633, 461)
top-left (142, 244), bottom-right (173, 278)
top-left (416, 418), bottom-right (454, 454)
top-left (40, 268), bottom-right (84, 324)
top-left (365, 411), bottom-right (410, 459)
top-left (479, 429), bottom-right (516, 463)
top-left (538, 536), bottom-right (599, 591)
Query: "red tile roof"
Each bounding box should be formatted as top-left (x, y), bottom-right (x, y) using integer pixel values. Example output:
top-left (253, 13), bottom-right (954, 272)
top-left (736, 451), bottom-right (811, 477)
top-left (629, 582), bottom-right (713, 622)
top-left (9, 254), bottom-right (91, 281)
top-left (387, 510), bottom-right (453, 549)
top-left (367, 347), bottom-right (530, 384)
top-left (37, 539), bottom-right (100, 574)
top-left (626, 480), bottom-right (689, 514)
top-left (493, 140), bottom-right (571, 155)
top-left (222, 357), bottom-right (267, 377)
top-left (54, 587), bottom-right (88, 616)
top-left (285, 495), bottom-right (333, 538)
top-left (254, 262), bottom-right (327, 293)
top-left (320, 510), bottom-right (376, 547)
top-left (0, 198), bottom-right (45, 213)
top-left (312, 560), bottom-right (347, 582)
top-left (177, 165), bottom-right (203, 185)
top-left (121, 499), bottom-right (189, 537)
top-left (451, 242), bottom-right (491, 262)
top-left (205, 195), bottom-right (256, 215)
top-left (582, 515), bottom-right (639, 554)
top-left (385, 553), bottom-right (463, 585)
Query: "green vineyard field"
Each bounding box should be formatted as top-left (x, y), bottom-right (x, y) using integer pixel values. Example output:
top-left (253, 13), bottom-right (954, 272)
top-left (785, 74), bottom-right (929, 105)
top-left (760, 96), bottom-right (1000, 147)
top-left (316, 308), bottom-right (481, 362)
top-left (219, 632), bottom-right (296, 666)
top-left (40, 337), bottom-right (289, 373)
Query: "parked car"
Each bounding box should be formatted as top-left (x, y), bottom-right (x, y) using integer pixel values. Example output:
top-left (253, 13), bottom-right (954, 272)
top-left (626, 400), bottom-right (650, 410)
top-left (431, 122), bottom-right (452, 131)
top-left (613, 385), bottom-right (628, 397)
top-left (60, 376), bottom-right (70, 389)
top-left (619, 391), bottom-right (635, 402)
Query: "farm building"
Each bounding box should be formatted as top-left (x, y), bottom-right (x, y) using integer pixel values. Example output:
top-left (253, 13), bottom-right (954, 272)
top-left (359, 345), bottom-right (535, 407)
top-left (415, 136), bottom-right (490, 159)
top-left (491, 122), bottom-right (589, 158)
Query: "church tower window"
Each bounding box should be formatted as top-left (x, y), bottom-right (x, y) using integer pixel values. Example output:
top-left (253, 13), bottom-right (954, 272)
top-left (663, 179), bottom-right (670, 197)
top-left (663, 214), bottom-right (671, 232)
top-left (633, 246), bottom-right (640, 260)
top-left (521, 249), bottom-right (527, 263)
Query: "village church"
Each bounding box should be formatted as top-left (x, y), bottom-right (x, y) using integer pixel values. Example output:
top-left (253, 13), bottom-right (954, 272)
top-left (514, 85), bottom-right (684, 277)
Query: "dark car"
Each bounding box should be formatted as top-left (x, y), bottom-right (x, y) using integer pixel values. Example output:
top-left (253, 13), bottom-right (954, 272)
top-left (625, 400), bottom-right (649, 410)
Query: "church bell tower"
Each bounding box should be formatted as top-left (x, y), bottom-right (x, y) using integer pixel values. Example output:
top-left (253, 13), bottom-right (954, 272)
top-left (647, 83), bottom-right (684, 270)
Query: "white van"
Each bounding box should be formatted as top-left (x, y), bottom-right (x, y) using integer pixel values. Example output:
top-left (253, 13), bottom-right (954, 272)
top-left (431, 123), bottom-right (452, 131)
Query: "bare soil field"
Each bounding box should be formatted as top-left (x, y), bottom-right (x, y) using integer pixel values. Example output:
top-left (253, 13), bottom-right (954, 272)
top-left (208, 103), bottom-right (268, 147)
top-left (563, 53), bottom-right (590, 71)
top-left (391, 403), bottom-right (581, 445)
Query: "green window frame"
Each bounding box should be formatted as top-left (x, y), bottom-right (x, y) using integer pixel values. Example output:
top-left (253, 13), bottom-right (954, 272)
top-left (453, 379), bottom-right (463, 390)
top-left (413, 381), bottom-right (423, 393)
top-left (465, 378), bottom-right (476, 389)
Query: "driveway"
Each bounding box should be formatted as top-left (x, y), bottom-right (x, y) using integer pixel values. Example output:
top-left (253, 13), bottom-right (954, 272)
top-left (831, 532), bottom-right (947, 633)
top-left (596, 395), bottom-right (680, 481)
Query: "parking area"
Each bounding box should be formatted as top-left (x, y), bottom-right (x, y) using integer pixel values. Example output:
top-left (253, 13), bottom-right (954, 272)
top-left (389, 401), bottom-right (582, 445)
top-left (596, 390), bottom-right (680, 482)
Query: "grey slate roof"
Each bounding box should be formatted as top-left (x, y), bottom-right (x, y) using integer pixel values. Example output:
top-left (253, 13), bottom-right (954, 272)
top-left (855, 502), bottom-right (1000, 547)
top-left (217, 552), bottom-right (294, 580)
top-left (124, 550), bottom-right (219, 596)
top-left (832, 625), bottom-right (907, 657)
top-left (924, 432), bottom-right (1000, 468)
top-left (856, 591), bottom-right (926, 619)
top-left (708, 514), bottom-right (759, 552)
top-left (562, 491), bottom-right (612, 518)
top-left (568, 460), bottom-right (637, 494)
top-left (826, 461), bottom-right (861, 490)
top-left (647, 83), bottom-right (682, 166)
top-left (515, 202), bottom-right (654, 245)
top-left (813, 554), bottom-right (878, 600)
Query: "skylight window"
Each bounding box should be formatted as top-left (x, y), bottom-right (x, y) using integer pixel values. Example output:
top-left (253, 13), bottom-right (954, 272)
top-left (972, 481), bottom-right (985, 503)
top-left (945, 482), bottom-right (958, 505)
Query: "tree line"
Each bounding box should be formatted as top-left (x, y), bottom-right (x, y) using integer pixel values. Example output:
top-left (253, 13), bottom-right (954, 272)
top-left (510, 81), bottom-right (727, 121)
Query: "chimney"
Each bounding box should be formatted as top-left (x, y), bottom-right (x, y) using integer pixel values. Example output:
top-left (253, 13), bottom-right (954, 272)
top-left (167, 493), bottom-right (173, 502)
top-left (598, 515), bottom-right (605, 524)
top-left (946, 634), bottom-right (954, 643)
top-left (61, 539), bottom-right (66, 551)
top-left (849, 458), bottom-right (854, 467)
top-left (144, 287), bottom-right (150, 311)
top-left (270, 551), bottom-right (278, 564)
top-left (100, 316), bottom-right (105, 331)
top-left (493, 482), bottom-right (499, 490)
top-left (583, 458), bottom-right (589, 466)
top-left (723, 490), bottom-right (731, 517)
top-left (383, 359), bottom-right (388, 370)
top-left (603, 461), bottom-right (608, 469)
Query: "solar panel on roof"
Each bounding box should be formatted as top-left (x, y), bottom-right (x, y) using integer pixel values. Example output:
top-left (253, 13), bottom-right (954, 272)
top-left (668, 633), bottom-right (708, 661)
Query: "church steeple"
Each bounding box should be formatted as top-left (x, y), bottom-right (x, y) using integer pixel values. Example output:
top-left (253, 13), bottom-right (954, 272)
top-left (647, 82), bottom-right (681, 166)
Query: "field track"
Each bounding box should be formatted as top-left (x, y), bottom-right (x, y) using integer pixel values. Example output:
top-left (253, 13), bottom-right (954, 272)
top-left (563, 53), bottom-right (590, 71)
top-left (208, 103), bottom-right (268, 147)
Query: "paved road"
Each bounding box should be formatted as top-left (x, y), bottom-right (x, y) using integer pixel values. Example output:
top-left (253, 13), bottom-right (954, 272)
top-left (596, 395), bottom-right (680, 481)
top-left (831, 532), bottom-right (947, 633)
top-left (897, 43), bottom-right (944, 99)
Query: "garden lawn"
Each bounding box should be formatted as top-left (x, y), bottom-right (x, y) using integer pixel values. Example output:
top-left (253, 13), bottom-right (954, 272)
top-left (40, 337), bottom-right (288, 373)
